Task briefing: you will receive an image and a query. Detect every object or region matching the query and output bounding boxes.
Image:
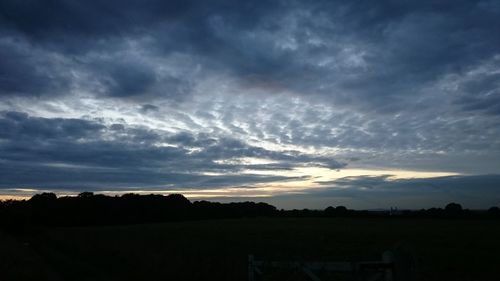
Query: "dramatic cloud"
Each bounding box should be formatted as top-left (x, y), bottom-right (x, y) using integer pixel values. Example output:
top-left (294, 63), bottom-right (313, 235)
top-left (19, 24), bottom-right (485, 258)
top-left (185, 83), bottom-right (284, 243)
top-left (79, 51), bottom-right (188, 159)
top-left (0, 0), bottom-right (499, 207)
top-left (0, 111), bottom-right (341, 191)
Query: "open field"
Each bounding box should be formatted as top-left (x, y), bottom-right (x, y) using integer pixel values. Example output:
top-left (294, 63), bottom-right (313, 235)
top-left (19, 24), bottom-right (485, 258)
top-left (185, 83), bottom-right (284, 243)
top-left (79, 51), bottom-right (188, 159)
top-left (1, 218), bottom-right (499, 281)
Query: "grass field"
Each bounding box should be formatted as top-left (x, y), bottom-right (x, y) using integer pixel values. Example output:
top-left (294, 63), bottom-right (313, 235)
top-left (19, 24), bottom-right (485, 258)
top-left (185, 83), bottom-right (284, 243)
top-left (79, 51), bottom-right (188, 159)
top-left (1, 218), bottom-right (499, 281)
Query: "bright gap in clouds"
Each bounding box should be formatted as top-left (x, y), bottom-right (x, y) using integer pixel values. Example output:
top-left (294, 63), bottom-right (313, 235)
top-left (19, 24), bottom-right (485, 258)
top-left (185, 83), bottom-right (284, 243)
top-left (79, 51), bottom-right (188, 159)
top-left (0, 167), bottom-right (459, 205)
top-left (177, 167), bottom-right (460, 198)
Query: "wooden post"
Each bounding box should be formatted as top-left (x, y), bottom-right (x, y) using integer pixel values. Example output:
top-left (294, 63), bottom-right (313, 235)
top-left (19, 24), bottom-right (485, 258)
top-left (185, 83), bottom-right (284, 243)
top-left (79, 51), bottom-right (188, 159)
top-left (248, 255), bottom-right (255, 281)
top-left (382, 251), bottom-right (394, 281)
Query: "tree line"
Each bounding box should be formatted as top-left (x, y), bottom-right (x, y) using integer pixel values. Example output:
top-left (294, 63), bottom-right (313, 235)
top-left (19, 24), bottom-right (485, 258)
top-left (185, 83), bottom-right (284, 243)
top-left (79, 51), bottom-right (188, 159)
top-left (0, 192), bottom-right (499, 230)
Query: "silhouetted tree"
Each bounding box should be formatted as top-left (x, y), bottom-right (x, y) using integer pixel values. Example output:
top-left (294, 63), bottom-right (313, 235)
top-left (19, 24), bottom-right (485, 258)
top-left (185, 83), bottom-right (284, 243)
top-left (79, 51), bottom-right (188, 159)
top-left (28, 192), bottom-right (59, 225)
top-left (445, 202), bottom-right (462, 212)
top-left (488, 206), bottom-right (500, 217)
top-left (78, 191), bottom-right (94, 198)
top-left (325, 206), bottom-right (335, 215)
top-left (444, 202), bottom-right (463, 217)
top-left (324, 206), bottom-right (349, 217)
top-left (1, 193), bottom-right (497, 228)
top-left (29, 192), bottom-right (57, 203)
top-left (335, 206), bottom-right (348, 214)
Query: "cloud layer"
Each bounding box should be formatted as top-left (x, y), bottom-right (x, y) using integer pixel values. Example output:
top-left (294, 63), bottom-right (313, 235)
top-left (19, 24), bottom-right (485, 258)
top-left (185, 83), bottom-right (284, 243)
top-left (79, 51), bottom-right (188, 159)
top-left (1, 0), bottom-right (500, 207)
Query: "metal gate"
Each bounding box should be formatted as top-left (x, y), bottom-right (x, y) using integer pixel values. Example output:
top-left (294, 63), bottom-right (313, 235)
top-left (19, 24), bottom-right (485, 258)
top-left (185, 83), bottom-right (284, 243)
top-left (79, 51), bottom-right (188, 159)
top-left (248, 250), bottom-right (414, 281)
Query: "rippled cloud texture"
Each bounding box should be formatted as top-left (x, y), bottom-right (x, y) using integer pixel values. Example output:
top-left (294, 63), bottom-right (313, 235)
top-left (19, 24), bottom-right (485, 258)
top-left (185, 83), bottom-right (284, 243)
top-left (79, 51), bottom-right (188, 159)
top-left (1, 0), bottom-right (499, 208)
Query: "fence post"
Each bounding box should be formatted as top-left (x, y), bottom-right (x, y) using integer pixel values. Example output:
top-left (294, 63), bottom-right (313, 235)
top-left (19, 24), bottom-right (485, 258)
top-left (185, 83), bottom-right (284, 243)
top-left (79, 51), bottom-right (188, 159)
top-left (382, 251), bottom-right (394, 281)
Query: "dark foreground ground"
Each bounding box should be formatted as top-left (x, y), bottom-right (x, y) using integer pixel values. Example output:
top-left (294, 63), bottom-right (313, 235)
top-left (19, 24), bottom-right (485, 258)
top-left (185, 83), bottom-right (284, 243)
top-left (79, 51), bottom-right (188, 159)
top-left (1, 218), bottom-right (499, 281)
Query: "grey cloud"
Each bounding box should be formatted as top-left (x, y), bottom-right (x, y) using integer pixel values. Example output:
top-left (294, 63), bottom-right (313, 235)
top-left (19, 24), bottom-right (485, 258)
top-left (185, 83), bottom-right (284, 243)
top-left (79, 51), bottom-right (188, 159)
top-left (98, 61), bottom-right (157, 97)
top-left (0, 38), bottom-right (72, 97)
top-left (0, 160), bottom-right (304, 191)
top-left (267, 174), bottom-right (500, 210)
top-left (176, 91), bottom-right (500, 174)
top-left (459, 94), bottom-right (500, 115)
top-left (453, 70), bottom-right (500, 115)
top-left (140, 104), bottom-right (159, 113)
top-left (0, 0), bottom-right (192, 42)
top-left (1, 1), bottom-right (500, 205)
top-left (244, 163), bottom-right (295, 171)
top-left (298, 174), bottom-right (500, 209)
top-left (0, 112), bottom-right (342, 191)
top-left (2, 0), bottom-right (500, 110)
top-left (0, 111), bottom-right (105, 140)
top-left (329, 174), bottom-right (500, 195)
top-left (110, 124), bottom-right (125, 131)
top-left (166, 131), bottom-right (209, 147)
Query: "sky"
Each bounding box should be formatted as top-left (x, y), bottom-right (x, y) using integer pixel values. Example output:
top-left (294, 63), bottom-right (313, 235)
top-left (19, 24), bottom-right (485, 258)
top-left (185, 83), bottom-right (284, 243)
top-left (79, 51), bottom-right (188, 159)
top-left (1, 0), bottom-right (500, 209)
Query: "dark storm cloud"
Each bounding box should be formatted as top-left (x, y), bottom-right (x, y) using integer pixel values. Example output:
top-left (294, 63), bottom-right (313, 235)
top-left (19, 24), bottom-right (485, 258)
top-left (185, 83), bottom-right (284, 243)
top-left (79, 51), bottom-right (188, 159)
top-left (0, 111), bottom-right (339, 190)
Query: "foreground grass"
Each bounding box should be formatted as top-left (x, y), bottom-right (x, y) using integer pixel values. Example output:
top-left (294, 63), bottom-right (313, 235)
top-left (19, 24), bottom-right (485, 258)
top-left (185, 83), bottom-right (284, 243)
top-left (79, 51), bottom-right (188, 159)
top-left (2, 218), bottom-right (500, 281)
